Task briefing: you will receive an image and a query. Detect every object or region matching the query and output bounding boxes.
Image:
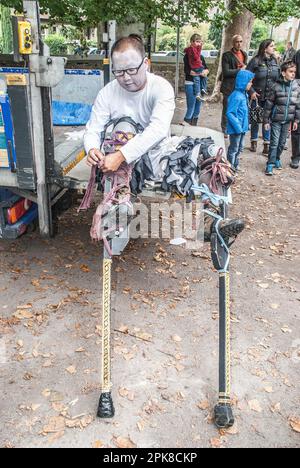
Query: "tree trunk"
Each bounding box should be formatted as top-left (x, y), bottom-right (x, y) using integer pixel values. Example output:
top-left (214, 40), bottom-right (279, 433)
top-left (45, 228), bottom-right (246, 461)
top-left (209, 2), bottom-right (255, 102)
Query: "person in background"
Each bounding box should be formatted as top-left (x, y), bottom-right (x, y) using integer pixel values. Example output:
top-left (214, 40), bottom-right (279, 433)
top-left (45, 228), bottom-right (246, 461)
top-left (263, 61), bottom-right (300, 176)
top-left (220, 35), bottom-right (248, 137)
top-left (226, 70), bottom-right (254, 170)
top-left (184, 34), bottom-right (208, 102)
top-left (182, 51), bottom-right (209, 126)
top-left (282, 41), bottom-right (296, 62)
top-left (247, 39), bottom-right (280, 154)
top-left (291, 49), bottom-right (300, 169)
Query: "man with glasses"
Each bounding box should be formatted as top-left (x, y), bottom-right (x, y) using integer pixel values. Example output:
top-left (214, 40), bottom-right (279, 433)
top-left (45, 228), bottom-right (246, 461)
top-left (85, 34), bottom-right (175, 172)
top-left (220, 35), bottom-right (248, 137)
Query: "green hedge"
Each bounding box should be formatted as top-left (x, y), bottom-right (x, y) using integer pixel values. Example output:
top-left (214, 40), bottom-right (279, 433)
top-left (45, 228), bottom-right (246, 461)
top-left (44, 34), bottom-right (67, 55)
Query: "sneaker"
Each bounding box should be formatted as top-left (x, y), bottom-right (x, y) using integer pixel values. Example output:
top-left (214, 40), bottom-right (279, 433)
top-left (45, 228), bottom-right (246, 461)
top-left (275, 160), bottom-right (283, 170)
top-left (290, 162), bottom-right (299, 169)
top-left (204, 217), bottom-right (245, 242)
top-left (265, 164), bottom-right (273, 176)
top-left (219, 218), bottom-right (245, 239)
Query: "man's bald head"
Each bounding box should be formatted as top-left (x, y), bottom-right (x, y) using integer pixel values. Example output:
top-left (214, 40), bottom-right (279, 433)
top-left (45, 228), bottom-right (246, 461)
top-left (232, 35), bottom-right (243, 51)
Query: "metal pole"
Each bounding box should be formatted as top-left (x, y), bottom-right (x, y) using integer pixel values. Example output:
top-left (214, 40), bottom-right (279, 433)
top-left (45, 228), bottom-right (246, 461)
top-left (175, 24), bottom-right (180, 98)
top-left (23, 0), bottom-right (53, 237)
top-left (175, 0), bottom-right (181, 97)
top-left (108, 20), bottom-right (116, 82)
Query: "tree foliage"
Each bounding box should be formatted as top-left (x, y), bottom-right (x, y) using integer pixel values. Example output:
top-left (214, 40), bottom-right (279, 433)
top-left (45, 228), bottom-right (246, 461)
top-left (0, 5), bottom-right (13, 53)
top-left (1, 0), bottom-right (299, 39)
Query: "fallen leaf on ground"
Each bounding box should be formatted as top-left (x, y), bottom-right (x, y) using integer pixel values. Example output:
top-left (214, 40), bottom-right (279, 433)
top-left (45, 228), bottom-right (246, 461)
top-left (66, 366), bottom-right (77, 375)
top-left (31, 404), bottom-right (41, 412)
top-left (171, 335), bottom-right (182, 343)
top-left (258, 283), bottom-right (269, 289)
top-left (65, 415), bottom-right (93, 429)
top-left (270, 403), bottom-right (281, 413)
top-left (14, 310), bottom-right (34, 320)
top-left (17, 304), bottom-right (32, 310)
top-left (42, 360), bottom-right (53, 368)
top-left (113, 436), bottom-right (136, 448)
top-left (281, 326), bottom-right (292, 334)
top-left (289, 418), bottom-right (300, 433)
top-left (137, 420), bottom-right (146, 432)
top-left (224, 423), bottom-right (239, 435)
top-left (42, 416), bottom-right (66, 434)
top-left (92, 440), bottom-right (104, 448)
top-left (197, 400), bottom-right (210, 410)
top-left (118, 387), bottom-right (135, 401)
top-left (264, 386), bottom-right (274, 394)
top-left (248, 400), bottom-right (262, 413)
top-left (210, 438), bottom-right (222, 448)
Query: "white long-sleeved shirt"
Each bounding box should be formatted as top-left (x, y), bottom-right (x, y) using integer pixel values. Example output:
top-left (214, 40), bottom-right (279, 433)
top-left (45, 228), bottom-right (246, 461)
top-left (84, 72), bottom-right (175, 164)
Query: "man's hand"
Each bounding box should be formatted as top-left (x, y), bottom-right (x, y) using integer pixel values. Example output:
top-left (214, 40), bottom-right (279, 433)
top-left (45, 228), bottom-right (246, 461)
top-left (292, 122), bottom-right (298, 132)
top-left (87, 148), bottom-right (104, 167)
top-left (251, 91), bottom-right (260, 101)
top-left (102, 151), bottom-right (125, 173)
top-left (241, 65), bottom-right (247, 70)
top-left (264, 123), bottom-right (270, 131)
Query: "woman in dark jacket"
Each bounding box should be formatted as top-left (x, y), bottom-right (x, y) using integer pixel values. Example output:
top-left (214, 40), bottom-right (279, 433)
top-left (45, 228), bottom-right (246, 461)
top-left (182, 53), bottom-right (209, 126)
top-left (247, 39), bottom-right (280, 153)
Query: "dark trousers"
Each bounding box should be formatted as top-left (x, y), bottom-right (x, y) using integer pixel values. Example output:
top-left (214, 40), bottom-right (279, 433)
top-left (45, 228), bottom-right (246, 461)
top-left (221, 94), bottom-right (229, 134)
top-left (291, 127), bottom-right (300, 165)
top-left (268, 122), bottom-right (290, 165)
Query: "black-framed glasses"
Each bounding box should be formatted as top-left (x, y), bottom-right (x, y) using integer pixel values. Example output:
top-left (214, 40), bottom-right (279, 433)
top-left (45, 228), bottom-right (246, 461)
top-left (112, 57), bottom-right (145, 77)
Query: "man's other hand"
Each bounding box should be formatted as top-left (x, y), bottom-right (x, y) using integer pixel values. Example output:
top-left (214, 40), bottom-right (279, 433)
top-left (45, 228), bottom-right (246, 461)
top-left (292, 122), bottom-right (298, 132)
top-left (264, 123), bottom-right (270, 131)
top-left (87, 148), bottom-right (104, 167)
top-left (102, 151), bottom-right (126, 173)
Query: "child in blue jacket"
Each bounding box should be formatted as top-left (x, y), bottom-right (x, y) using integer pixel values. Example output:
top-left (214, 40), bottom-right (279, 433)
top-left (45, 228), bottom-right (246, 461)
top-left (226, 70), bottom-right (254, 169)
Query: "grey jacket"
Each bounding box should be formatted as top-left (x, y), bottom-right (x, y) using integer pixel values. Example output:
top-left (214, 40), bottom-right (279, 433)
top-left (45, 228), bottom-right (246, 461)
top-left (263, 79), bottom-right (300, 124)
top-left (282, 47), bottom-right (296, 62)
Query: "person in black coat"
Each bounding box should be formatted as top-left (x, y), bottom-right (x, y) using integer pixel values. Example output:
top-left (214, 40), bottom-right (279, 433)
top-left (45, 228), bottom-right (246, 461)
top-left (220, 35), bottom-right (248, 136)
top-left (182, 53), bottom-right (209, 126)
top-left (291, 49), bottom-right (300, 168)
top-left (247, 39), bottom-right (280, 153)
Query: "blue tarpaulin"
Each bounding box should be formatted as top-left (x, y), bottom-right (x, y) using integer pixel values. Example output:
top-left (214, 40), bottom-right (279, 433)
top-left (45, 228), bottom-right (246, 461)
top-left (52, 101), bottom-right (92, 126)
